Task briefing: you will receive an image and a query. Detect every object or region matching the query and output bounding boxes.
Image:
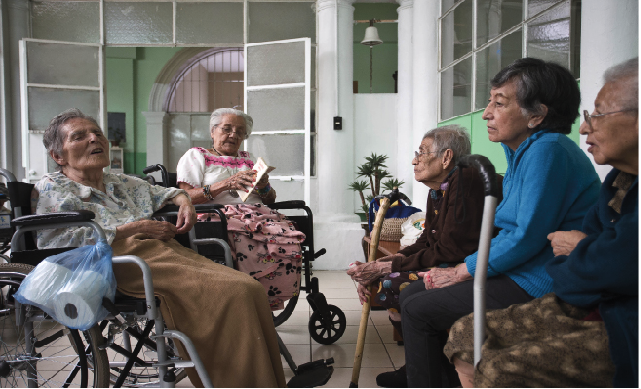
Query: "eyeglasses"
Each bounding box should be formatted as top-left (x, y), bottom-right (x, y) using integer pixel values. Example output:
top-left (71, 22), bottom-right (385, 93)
top-left (414, 150), bottom-right (440, 159)
top-left (583, 109), bottom-right (637, 128)
top-left (215, 125), bottom-right (247, 139)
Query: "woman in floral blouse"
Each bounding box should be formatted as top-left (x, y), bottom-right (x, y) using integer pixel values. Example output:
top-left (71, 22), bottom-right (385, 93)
top-left (176, 108), bottom-right (303, 311)
top-left (33, 108), bottom-right (286, 388)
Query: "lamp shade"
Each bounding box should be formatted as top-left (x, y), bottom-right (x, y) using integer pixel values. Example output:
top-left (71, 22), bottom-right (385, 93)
top-left (361, 26), bottom-right (383, 46)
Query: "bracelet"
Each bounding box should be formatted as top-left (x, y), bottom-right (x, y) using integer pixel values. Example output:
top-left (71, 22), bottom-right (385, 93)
top-left (202, 185), bottom-right (215, 200)
top-left (255, 183), bottom-right (272, 197)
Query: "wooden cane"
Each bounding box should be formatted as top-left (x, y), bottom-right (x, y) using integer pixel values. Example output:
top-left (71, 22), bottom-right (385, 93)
top-left (349, 196), bottom-right (392, 388)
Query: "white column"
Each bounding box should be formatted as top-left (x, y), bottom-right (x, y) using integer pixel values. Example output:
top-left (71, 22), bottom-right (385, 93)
top-left (411, 0), bottom-right (440, 206)
top-left (142, 111), bottom-right (168, 181)
top-left (396, 0), bottom-right (414, 203)
top-left (5, 0), bottom-right (29, 179)
top-left (580, 0), bottom-right (638, 181)
top-left (314, 0), bottom-right (363, 270)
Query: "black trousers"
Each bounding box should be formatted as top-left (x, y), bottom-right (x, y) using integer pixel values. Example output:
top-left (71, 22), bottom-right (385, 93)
top-left (400, 274), bottom-right (534, 387)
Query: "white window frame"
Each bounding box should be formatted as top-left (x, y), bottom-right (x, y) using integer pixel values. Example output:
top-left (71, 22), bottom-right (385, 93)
top-left (244, 37), bottom-right (311, 205)
top-left (438, 0), bottom-right (575, 122)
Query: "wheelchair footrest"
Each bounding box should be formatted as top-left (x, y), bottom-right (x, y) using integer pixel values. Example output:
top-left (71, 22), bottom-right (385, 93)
top-left (287, 358), bottom-right (334, 388)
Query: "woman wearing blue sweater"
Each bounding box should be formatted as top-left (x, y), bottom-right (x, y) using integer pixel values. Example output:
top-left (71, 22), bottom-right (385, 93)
top-left (393, 58), bottom-right (601, 388)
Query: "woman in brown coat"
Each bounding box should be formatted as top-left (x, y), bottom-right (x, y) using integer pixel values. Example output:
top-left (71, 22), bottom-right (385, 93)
top-left (347, 125), bottom-right (502, 387)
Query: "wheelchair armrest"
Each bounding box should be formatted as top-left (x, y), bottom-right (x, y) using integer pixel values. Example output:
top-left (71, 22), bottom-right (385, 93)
top-left (11, 210), bottom-right (96, 227)
top-left (152, 204), bottom-right (225, 217)
top-left (269, 200), bottom-right (306, 210)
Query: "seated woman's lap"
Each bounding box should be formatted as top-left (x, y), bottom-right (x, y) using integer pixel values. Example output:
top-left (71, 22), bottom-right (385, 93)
top-left (110, 234), bottom-right (284, 388)
top-left (374, 271), bottom-right (422, 312)
top-left (399, 274), bottom-right (534, 331)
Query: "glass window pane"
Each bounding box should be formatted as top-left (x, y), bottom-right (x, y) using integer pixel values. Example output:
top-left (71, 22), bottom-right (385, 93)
top-left (440, 56), bottom-right (472, 120)
top-left (105, 2), bottom-right (173, 44)
top-left (527, 1), bottom-right (570, 69)
top-left (476, 0), bottom-right (523, 46)
top-left (27, 42), bottom-right (99, 87)
top-left (270, 180), bottom-right (304, 203)
top-left (475, 30), bottom-right (523, 110)
top-left (247, 87), bottom-right (305, 132)
top-left (190, 115), bottom-right (211, 142)
top-left (441, 0), bottom-right (458, 15)
top-left (246, 134), bottom-right (304, 176)
top-left (167, 114), bottom-right (192, 172)
top-left (248, 2), bottom-right (316, 43)
top-left (28, 87), bottom-right (100, 132)
top-left (528, 0), bottom-right (563, 18)
top-left (247, 42), bottom-right (306, 87)
top-left (441, 0), bottom-right (473, 67)
top-left (31, 1), bottom-right (100, 44)
top-left (176, 3), bottom-right (243, 45)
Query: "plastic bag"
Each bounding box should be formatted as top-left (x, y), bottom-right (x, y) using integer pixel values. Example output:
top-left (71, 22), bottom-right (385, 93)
top-left (400, 212), bottom-right (426, 247)
top-left (14, 239), bottom-right (116, 330)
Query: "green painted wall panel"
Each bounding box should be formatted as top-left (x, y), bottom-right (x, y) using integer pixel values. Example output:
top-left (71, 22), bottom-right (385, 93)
top-left (106, 58), bottom-right (135, 172)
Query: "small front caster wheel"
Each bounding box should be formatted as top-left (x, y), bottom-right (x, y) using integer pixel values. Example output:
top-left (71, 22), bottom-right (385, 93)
top-left (308, 304), bottom-right (346, 345)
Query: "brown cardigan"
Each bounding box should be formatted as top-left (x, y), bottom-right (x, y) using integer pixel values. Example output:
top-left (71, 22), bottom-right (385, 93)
top-left (391, 166), bottom-right (503, 272)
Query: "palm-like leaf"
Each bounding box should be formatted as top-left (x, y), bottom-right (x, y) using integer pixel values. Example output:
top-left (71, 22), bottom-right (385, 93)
top-left (382, 178), bottom-right (405, 193)
top-left (365, 153), bottom-right (388, 170)
top-left (348, 180), bottom-right (369, 192)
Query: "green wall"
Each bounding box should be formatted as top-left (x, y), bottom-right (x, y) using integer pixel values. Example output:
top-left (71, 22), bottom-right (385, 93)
top-left (106, 47), bottom-right (182, 175)
top-left (353, 3), bottom-right (398, 94)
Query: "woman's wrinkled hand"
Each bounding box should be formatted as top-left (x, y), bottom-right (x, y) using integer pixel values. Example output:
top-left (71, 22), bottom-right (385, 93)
top-left (175, 203), bottom-right (197, 234)
top-left (137, 219), bottom-right (177, 241)
top-left (225, 170), bottom-right (256, 193)
top-left (418, 264), bottom-right (472, 290)
top-left (547, 230), bottom-right (587, 256)
top-left (357, 283), bottom-right (372, 305)
top-left (346, 261), bottom-right (393, 285)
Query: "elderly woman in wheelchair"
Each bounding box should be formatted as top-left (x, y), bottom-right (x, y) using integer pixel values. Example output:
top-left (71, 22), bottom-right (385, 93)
top-left (175, 108), bottom-right (303, 312)
top-left (29, 108), bottom-right (286, 387)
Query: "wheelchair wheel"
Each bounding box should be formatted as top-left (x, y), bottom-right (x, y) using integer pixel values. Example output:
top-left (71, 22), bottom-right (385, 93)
top-left (104, 318), bottom-right (188, 387)
top-left (0, 263), bottom-right (110, 387)
top-left (308, 304), bottom-right (346, 345)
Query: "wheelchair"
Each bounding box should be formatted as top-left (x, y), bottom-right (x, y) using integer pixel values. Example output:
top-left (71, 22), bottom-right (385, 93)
top-left (143, 164), bottom-right (347, 345)
top-left (0, 168), bottom-right (217, 387)
top-left (0, 168), bottom-right (335, 387)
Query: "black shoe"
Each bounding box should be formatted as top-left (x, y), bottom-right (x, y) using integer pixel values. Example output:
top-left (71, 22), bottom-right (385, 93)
top-left (376, 365), bottom-right (408, 388)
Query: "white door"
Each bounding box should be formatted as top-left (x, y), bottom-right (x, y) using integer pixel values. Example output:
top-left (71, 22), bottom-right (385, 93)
top-left (19, 39), bottom-right (103, 183)
top-left (244, 38), bottom-right (311, 205)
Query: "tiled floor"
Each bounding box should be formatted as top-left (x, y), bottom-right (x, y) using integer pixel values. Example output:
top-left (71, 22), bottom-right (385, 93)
top-left (179, 270), bottom-right (404, 388)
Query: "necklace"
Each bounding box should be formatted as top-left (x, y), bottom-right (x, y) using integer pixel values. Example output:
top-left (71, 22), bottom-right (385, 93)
top-left (211, 147), bottom-right (240, 198)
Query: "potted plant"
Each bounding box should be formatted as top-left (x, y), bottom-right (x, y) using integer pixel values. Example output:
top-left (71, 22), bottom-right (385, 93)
top-left (348, 153), bottom-right (405, 230)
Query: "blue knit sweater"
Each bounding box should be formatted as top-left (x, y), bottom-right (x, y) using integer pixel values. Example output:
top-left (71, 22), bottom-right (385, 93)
top-left (465, 130), bottom-right (601, 298)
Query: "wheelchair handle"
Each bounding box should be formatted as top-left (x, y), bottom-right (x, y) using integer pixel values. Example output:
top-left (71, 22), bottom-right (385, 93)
top-left (143, 164), bottom-right (169, 187)
top-left (0, 168), bottom-right (17, 183)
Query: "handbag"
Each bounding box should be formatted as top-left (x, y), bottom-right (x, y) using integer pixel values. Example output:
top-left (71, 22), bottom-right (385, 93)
top-left (368, 198), bottom-right (422, 241)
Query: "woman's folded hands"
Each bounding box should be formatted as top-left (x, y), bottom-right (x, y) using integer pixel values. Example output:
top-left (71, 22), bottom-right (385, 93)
top-left (418, 263), bottom-right (472, 290)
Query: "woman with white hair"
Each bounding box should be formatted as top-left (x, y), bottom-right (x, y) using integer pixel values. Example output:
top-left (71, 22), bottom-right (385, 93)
top-left (176, 108), bottom-right (303, 311)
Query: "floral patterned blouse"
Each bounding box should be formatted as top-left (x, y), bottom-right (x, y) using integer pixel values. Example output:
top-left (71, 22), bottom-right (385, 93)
top-left (176, 147), bottom-right (263, 205)
top-left (33, 172), bottom-right (185, 248)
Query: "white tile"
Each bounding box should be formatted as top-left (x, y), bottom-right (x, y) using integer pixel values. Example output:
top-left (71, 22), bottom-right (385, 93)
top-left (369, 310), bottom-right (392, 326)
top-left (278, 310), bottom-right (311, 326)
top-left (281, 344), bottom-right (312, 365)
top-left (320, 367), bottom-right (393, 388)
top-left (278, 325), bottom-right (312, 345)
top-left (312, 271), bottom-right (354, 285)
top-left (327, 298), bottom-right (366, 312)
top-left (321, 287), bottom-right (359, 299)
top-left (311, 343), bottom-right (393, 368)
top-left (373, 324), bottom-right (397, 344)
top-left (384, 343), bottom-right (405, 368)
top-left (329, 324), bottom-right (383, 345)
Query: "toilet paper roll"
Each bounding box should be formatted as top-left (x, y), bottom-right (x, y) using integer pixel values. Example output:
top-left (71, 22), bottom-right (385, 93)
top-left (53, 270), bottom-right (114, 328)
top-left (19, 261), bottom-right (72, 306)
